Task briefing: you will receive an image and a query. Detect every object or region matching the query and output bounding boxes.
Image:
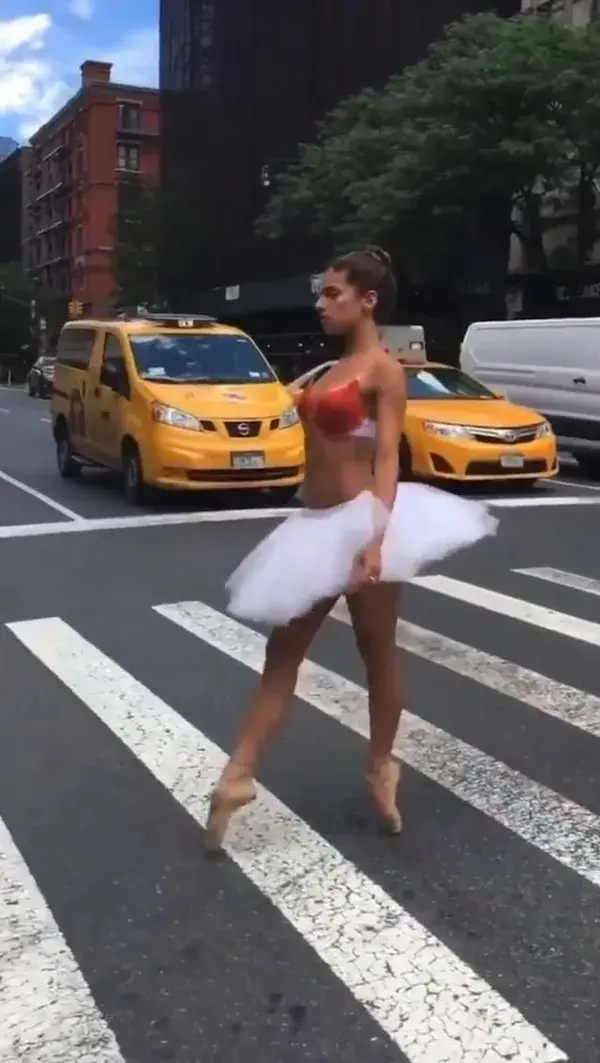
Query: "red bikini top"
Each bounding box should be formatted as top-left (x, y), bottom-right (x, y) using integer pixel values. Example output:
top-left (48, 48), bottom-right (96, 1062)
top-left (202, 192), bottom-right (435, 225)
top-left (296, 378), bottom-right (369, 436)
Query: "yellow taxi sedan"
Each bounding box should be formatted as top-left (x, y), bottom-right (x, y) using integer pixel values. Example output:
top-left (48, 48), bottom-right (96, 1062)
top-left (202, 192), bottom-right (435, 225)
top-left (291, 360), bottom-right (557, 486)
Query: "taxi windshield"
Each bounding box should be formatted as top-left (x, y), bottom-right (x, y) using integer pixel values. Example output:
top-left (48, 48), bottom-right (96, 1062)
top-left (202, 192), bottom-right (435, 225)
top-left (405, 366), bottom-right (495, 399)
top-left (129, 333), bottom-right (276, 384)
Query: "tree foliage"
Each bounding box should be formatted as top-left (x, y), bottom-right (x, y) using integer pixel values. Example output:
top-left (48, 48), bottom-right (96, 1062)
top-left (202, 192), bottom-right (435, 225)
top-left (259, 13), bottom-right (600, 280)
top-left (0, 263), bottom-right (33, 355)
top-left (112, 185), bottom-right (161, 306)
top-left (112, 177), bottom-right (217, 308)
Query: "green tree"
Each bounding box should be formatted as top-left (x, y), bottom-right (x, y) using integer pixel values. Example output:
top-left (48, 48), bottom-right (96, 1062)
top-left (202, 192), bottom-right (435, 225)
top-left (112, 178), bottom-right (216, 309)
top-left (112, 185), bottom-right (160, 306)
top-left (0, 262), bottom-right (33, 355)
top-left (260, 13), bottom-right (600, 281)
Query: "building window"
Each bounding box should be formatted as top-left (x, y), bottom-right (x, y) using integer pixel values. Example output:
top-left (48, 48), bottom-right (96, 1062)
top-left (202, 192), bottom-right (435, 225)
top-left (117, 143), bottom-right (140, 172)
top-left (117, 102), bottom-right (141, 131)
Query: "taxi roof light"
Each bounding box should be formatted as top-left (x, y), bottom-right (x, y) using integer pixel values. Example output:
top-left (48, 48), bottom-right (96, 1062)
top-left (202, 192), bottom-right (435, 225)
top-left (114, 306), bottom-right (217, 327)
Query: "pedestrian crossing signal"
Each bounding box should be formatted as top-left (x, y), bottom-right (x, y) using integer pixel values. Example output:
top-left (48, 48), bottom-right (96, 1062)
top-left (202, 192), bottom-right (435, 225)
top-left (68, 300), bottom-right (83, 318)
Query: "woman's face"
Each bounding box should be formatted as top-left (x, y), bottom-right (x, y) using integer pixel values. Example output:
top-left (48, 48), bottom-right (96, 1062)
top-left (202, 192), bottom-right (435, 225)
top-left (316, 268), bottom-right (376, 335)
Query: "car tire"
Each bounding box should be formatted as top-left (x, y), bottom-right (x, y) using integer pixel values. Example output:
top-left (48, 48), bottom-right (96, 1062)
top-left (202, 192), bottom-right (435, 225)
top-left (273, 486), bottom-right (299, 504)
top-left (56, 425), bottom-right (81, 478)
top-left (399, 436), bottom-right (413, 480)
top-left (574, 453), bottom-right (600, 479)
top-left (122, 441), bottom-right (149, 506)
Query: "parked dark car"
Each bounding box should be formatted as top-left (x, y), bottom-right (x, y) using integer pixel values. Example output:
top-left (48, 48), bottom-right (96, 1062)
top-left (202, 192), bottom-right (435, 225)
top-left (26, 355), bottom-right (55, 397)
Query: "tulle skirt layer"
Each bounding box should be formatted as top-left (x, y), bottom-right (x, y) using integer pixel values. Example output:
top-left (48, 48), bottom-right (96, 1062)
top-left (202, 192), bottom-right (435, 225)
top-left (226, 483), bottom-right (498, 625)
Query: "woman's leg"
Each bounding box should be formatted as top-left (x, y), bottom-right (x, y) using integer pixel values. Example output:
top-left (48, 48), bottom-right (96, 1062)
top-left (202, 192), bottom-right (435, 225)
top-left (346, 582), bottom-right (403, 833)
top-left (206, 597), bottom-right (335, 848)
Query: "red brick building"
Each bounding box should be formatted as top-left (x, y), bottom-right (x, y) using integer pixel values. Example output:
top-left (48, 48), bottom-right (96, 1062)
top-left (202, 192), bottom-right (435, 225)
top-left (24, 60), bottom-right (159, 317)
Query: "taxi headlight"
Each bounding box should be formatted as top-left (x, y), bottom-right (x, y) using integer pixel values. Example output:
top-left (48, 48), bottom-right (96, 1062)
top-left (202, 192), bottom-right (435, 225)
top-left (423, 420), bottom-right (472, 439)
top-left (278, 404), bottom-right (300, 428)
top-left (535, 420), bottom-right (553, 439)
top-left (151, 402), bottom-right (202, 431)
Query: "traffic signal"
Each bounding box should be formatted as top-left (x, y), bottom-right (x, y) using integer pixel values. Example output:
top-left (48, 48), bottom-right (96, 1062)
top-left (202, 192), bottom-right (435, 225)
top-left (68, 299), bottom-right (83, 318)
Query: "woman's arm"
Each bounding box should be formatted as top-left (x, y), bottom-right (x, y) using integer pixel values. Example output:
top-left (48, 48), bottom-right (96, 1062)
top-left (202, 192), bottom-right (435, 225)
top-left (372, 357), bottom-right (406, 523)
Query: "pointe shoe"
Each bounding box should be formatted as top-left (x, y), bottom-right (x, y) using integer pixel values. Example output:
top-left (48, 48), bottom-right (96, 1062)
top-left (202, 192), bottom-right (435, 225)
top-left (205, 776), bottom-right (256, 851)
top-left (366, 758), bottom-right (402, 835)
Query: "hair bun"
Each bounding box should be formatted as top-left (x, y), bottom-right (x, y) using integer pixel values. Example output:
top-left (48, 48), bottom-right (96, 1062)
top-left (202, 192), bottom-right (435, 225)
top-left (364, 245), bottom-right (392, 267)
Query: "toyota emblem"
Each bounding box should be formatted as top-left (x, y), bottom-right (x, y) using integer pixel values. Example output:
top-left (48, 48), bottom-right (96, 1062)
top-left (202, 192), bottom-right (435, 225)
top-left (503, 430), bottom-right (516, 442)
top-left (238, 422), bottom-right (250, 436)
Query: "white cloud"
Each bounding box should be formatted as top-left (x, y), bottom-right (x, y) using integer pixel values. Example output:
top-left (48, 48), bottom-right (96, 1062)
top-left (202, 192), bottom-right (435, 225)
top-left (0, 14), bottom-right (157, 143)
top-left (67, 0), bottom-right (94, 20)
top-left (0, 14), bottom-right (51, 57)
top-left (0, 14), bottom-right (70, 140)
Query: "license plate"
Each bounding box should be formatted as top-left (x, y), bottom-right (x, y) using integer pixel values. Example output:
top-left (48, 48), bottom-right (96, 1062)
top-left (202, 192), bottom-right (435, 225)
top-left (500, 453), bottom-right (525, 469)
top-left (232, 452), bottom-right (265, 470)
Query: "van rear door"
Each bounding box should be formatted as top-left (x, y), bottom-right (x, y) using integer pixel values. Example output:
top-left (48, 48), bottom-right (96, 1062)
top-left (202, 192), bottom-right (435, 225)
top-left (55, 326), bottom-right (98, 458)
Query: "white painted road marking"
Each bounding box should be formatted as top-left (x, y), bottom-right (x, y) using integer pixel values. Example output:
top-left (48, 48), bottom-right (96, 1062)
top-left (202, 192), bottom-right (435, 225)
top-left (331, 600), bottom-right (600, 737)
top-left (0, 814), bottom-right (125, 1062)
top-left (156, 601), bottom-right (600, 887)
top-left (1, 492), bottom-right (600, 541)
top-left (8, 615), bottom-right (564, 1063)
top-left (0, 470), bottom-right (81, 521)
top-left (552, 478), bottom-right (600, 492)
top-left (0, 506), bottom-right (298, 539)
top-left (515, 566), bottom-right (600, 599)
top-left (412, 574), bottom-right (600, 648)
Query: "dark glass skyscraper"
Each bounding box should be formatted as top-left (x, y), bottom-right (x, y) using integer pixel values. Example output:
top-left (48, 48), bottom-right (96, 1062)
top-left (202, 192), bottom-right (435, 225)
top-left (159, 0), bottom-right (520, 301)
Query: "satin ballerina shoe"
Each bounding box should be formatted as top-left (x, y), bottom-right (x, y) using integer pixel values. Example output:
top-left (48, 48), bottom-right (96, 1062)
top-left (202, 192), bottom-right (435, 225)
top-left (205, 773), bottom-right (256, 851)
top-left (366, 756), bottom-right (402, 835)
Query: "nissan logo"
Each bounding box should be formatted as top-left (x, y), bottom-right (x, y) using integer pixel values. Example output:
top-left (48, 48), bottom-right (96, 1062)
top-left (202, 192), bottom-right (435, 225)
top-left (237, 422), bottom-right (250, 436)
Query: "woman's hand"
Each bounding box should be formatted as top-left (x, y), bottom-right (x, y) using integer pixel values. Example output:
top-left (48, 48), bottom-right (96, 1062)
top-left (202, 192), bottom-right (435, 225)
top-left (350, 542), bottom-right (382, 590)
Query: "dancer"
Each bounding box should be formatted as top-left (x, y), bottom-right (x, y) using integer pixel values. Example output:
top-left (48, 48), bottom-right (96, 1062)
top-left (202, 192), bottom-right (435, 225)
top-left (207, 246), bottom-right (497, 848)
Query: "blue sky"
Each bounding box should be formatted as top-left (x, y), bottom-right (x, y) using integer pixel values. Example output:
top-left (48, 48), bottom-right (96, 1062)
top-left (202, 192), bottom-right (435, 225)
top-left (0, 0), bottom-right (158, 142)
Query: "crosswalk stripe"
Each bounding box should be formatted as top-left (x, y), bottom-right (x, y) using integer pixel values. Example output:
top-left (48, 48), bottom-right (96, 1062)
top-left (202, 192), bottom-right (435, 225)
top-left (330, 601), bottom-right (600, 737)
top-left (411, 575), bottom-right (600, 647)
top-left (155, 601), bottom-right (600, 887)
top-left (0, 814), bottom-right (124, 1062)
top-left (515, 567), bottom-right (600, 598)
top-left (7, 616), bottom-right (564, 1063)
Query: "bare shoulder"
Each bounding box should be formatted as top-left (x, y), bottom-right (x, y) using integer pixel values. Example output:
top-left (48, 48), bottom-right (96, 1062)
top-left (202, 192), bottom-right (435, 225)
top-left (372, 349), bottom-right (405, 395)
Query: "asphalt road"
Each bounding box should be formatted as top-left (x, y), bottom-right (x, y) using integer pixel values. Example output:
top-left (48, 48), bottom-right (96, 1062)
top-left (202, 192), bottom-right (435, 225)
top-left (1, 383), bottom-right (600, 1063)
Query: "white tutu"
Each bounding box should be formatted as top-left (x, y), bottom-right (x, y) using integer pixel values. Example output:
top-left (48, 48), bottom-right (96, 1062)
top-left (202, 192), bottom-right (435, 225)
top-left (226, 483), bottom-right (498, 625)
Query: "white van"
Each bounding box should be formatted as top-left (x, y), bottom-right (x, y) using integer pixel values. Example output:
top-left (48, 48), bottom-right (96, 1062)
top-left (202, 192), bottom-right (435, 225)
top-left (381, 325), bottom-right (426, 360)
top-left (460, 318), bottom-right (600, 474)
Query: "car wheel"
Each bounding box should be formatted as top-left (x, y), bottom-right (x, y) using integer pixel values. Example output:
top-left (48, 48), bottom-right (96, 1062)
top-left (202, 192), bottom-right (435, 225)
top-left (574, 453), bottom-right (600, 479)
top-left (273, 486), bottom-right (299, 504)
top-left (122, 441), bottom-right (149, 506)
top-left (56, 425), bottom-right (81, 478)
top-left (399, 436), bottom-right (413, 480)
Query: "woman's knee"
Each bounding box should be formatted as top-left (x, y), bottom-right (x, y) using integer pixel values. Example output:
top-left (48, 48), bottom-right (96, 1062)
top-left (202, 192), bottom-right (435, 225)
top-left (355, 626), bottom-right (396, 670)
top-left (264, 602), bottom-right (330, 672)
top-left (264, 627), bottom-right (304, 674)
top-left (348, 587), bottom-right (399, 666)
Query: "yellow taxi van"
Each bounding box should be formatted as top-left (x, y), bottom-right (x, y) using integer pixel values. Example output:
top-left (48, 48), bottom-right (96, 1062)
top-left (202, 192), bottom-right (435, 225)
top-left (291, 358), bottom-right (558, 486)
top-left (50, 309), bottom-right (305, 505)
